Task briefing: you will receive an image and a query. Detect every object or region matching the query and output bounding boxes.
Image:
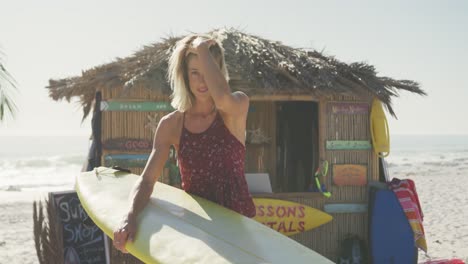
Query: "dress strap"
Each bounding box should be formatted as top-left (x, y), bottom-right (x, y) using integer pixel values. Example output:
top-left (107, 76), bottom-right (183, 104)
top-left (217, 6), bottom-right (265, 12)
top-left (181, 111), bottom-right (186, 132)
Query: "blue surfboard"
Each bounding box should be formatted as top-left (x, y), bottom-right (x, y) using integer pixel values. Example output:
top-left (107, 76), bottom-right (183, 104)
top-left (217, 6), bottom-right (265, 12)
top-left (369, 187), bottom-right (417, 264)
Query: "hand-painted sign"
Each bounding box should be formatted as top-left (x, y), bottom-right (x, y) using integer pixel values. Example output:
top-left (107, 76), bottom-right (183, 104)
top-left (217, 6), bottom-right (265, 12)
top-left (329, 102), bottom-right (369, 115)
top-left (326, 140), bottom-right (372, 150)
top-left (102, 138), bottom-right (152, 152)
top-left (332, 164), bottom-right (367, 186)
top-left (50, 191), bottom-right (109, 264)
top-left (100, 101), bottom-right (173, 112)
top-left (103, 154), bottom-right (150, 168)
top-left (252, 198), bottom-right (332, 236)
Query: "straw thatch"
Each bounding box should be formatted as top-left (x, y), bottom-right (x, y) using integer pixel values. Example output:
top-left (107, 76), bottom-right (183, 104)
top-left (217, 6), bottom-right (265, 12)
top-left (47, 27), bottom-right (425, 120)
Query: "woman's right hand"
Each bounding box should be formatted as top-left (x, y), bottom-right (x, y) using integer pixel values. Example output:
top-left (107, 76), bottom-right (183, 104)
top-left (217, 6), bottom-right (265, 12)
top-left (113, 213), bottom-right (137, 253)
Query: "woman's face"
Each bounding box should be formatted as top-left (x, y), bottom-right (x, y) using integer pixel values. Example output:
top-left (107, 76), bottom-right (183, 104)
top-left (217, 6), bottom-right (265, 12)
top-left (186, 55), bottom-right (222, 101)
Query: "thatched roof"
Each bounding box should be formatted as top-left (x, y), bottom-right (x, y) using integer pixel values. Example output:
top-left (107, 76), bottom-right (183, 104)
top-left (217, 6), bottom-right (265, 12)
top-left (47, 27), bottom-right (425, 120)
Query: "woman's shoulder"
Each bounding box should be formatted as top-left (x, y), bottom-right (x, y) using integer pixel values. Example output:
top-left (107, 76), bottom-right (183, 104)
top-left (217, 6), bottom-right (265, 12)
top-left (159, 110), bottom-right (183, 129)
top-left (154, 110), bottom-right (184, 144)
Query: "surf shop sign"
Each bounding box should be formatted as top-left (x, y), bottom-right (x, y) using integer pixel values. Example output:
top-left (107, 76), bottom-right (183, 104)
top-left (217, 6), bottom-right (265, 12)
top-left (51, 191), bottom-right (109, 264)
top-left (253, 198), bottom-right (332, 236)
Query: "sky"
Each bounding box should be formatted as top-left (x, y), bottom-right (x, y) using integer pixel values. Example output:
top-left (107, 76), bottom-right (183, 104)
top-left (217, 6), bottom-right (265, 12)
top-left (1, 0), bottom-right (467, 136)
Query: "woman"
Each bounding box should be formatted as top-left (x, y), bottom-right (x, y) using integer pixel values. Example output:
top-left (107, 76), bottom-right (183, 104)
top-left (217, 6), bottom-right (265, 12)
top-left (113, 34), bottom-right (256, 253)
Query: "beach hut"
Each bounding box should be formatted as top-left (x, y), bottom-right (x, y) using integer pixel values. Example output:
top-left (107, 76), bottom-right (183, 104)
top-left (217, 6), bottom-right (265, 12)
top-left (47, 28), bottom-right (425, 262)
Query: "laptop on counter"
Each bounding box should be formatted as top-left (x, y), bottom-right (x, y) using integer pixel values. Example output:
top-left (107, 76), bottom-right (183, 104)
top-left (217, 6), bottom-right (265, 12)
top-left (245, 173), bottom-right (273, 194)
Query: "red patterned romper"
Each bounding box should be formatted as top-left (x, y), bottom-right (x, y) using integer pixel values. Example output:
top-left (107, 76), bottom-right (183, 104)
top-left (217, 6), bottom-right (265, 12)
top-left (177, 111), bottom-right (256, 217)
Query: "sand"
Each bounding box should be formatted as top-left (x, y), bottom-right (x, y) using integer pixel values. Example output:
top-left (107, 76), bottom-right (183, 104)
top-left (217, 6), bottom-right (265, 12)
top-left (391, 173), bottom-right (468, 262)
top-left (0, 172), bottom-right (467, 263)
top-left (0, 191), bottom-right (49, 264)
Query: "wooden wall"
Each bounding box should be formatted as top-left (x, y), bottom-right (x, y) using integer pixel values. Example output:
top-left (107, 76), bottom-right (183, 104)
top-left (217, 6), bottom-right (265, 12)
top-left (98, 86), bottom-right (379, 262)
top-left (244, 101), bottom-right (277, 189)
top-left (253, 93), bottom-right (378, 262)
top-left (100, 86), bottom-right (169, 179)
top-left (317, 94), bottom-right (377, 261)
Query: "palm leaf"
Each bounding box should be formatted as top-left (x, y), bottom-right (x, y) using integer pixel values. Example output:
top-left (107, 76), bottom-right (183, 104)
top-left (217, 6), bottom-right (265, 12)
top-left (0, 50), bottom-right (18, 121)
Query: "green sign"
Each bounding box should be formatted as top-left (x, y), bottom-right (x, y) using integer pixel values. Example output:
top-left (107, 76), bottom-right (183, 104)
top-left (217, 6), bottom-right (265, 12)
top-left (104, 154), bottom-right (149, 168)
top-left (100, 101), bottom-right (174, 112)
top-left (326, 140), bottom-right (372, 150)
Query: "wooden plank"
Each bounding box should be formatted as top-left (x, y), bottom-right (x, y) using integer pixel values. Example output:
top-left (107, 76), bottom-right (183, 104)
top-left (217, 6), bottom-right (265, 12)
top-left (323, 203), bottom-right (368, 213)
top-left (100, 101), bottom-right (173, 112)
top-left (250, 94), bottom-right (317, 101)
top-left (319, 99), bottom-right (327, 163)
top-left (332, 164), bottom-right (367, 186)
top-left (326, 140), bottom-right (371, 150)
top-left (102, 138), bottom-right (152, 152)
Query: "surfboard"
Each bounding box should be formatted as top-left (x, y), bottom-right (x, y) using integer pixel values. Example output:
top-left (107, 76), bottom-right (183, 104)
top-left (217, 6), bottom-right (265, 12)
top-left (253, 198), bottom-right (332, 236)
top-left (369, 186), bottom-right (417, 264)
top-left (370, 98), bottom-right (390, 157)
top-left (76, 167), bottom-right (333, 264)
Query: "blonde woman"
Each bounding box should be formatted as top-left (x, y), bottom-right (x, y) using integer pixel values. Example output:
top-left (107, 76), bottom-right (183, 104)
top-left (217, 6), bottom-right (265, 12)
top-left (113, 34), bottom-right (256, 253)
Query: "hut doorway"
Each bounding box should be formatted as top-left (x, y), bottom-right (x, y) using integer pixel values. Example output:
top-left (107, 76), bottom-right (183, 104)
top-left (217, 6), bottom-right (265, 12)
top-left (277, 101), bottom-right (319, 192)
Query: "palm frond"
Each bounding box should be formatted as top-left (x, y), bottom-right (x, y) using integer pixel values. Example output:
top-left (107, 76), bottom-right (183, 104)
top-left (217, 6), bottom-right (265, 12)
top-left (0, 52), bottom-right (18, 121)
top-left (33, 198), bottom-right (63, 264)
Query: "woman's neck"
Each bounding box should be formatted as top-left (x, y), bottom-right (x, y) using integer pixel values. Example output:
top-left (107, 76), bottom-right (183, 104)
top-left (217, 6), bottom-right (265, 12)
top-left (188, 100), bottom-right (216, 117)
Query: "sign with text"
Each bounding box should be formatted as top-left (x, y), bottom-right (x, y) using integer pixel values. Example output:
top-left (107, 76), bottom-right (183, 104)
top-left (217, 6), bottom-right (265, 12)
top-left (50, 191), bottom-right (109, 264)
top-left (252, 198), bottom-right (332, 236)
top-left (100, 101), bottom-right (173, 112)
top-left (332, 164), bottom-right (367, 186)
top-left (329, 102), bottom-right (369, 115)
top-left (103, 154), bottom-right (150, 168)
top-left (326, 140), bottom-right (372, 150)
top-left (102, 138), bottom-right (152, 152)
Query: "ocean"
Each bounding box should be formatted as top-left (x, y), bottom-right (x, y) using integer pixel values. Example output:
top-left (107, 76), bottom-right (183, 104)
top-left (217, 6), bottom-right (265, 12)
top-left (386, 135), bottom-right (468, 179)
top-left (0, 135), bottom-right (90, 193)
top-left (1, 134), bottom-right (467, 193)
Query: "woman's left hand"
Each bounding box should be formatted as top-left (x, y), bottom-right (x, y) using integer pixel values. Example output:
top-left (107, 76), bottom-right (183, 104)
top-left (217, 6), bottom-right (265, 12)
top-left (186, 37), bottom-right (217, 56)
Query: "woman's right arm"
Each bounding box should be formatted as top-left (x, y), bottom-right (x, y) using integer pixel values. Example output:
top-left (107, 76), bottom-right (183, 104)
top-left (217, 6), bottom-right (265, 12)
top-left (113, 114), bottom-right (175, 253)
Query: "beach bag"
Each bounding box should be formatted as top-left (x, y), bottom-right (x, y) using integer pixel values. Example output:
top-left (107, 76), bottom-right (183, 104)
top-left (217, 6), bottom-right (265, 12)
top-left (388, 178), bottom-right (427, 252)
top-left (338, 235), bottom-right (368, 264)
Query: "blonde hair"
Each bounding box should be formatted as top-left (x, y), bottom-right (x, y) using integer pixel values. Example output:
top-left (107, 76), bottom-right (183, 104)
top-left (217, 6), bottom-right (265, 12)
top-left (167, 34), bottom-right (230, 112)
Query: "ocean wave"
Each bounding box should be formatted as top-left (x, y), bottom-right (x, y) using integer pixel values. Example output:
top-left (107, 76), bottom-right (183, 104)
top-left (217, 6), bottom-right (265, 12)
top-left (1, 154), bottom-right (86, 169)
top-left (3, 185), bottom-right (22, 192)
top-left (422, 161), bottom-right (462, 167)
top-left (0, 183), bottom-right (73, 192)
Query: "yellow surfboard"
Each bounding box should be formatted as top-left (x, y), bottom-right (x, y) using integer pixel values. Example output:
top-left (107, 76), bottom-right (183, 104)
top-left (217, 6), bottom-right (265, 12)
top-left (370, 98), bottom-right (390, 157)
top-left (253, 198), bottom-right (332, 236)
top-left (76, 167), bottom-right (334, 264)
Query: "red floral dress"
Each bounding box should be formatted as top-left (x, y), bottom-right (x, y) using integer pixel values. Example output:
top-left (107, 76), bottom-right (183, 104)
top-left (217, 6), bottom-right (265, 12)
top-left (177, 111), bottom-right (256, 217)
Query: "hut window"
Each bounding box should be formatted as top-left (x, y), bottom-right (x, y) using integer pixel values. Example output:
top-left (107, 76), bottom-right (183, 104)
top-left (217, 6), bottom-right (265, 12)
top-left (276, 101), bottom-right (319, 192)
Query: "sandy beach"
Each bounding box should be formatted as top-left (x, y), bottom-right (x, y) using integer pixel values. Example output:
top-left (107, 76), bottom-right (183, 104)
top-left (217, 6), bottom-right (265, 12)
top-left (0, 191), bottom-right (50, 264)
top-left (391, 168), bottom-right (468, 262)
top-left (1, 166), bottom-right (467, 263)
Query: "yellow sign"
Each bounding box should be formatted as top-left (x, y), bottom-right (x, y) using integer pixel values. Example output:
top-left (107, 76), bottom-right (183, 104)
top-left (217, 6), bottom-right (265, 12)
top-left (253, 198), bottom-right (332, 236)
